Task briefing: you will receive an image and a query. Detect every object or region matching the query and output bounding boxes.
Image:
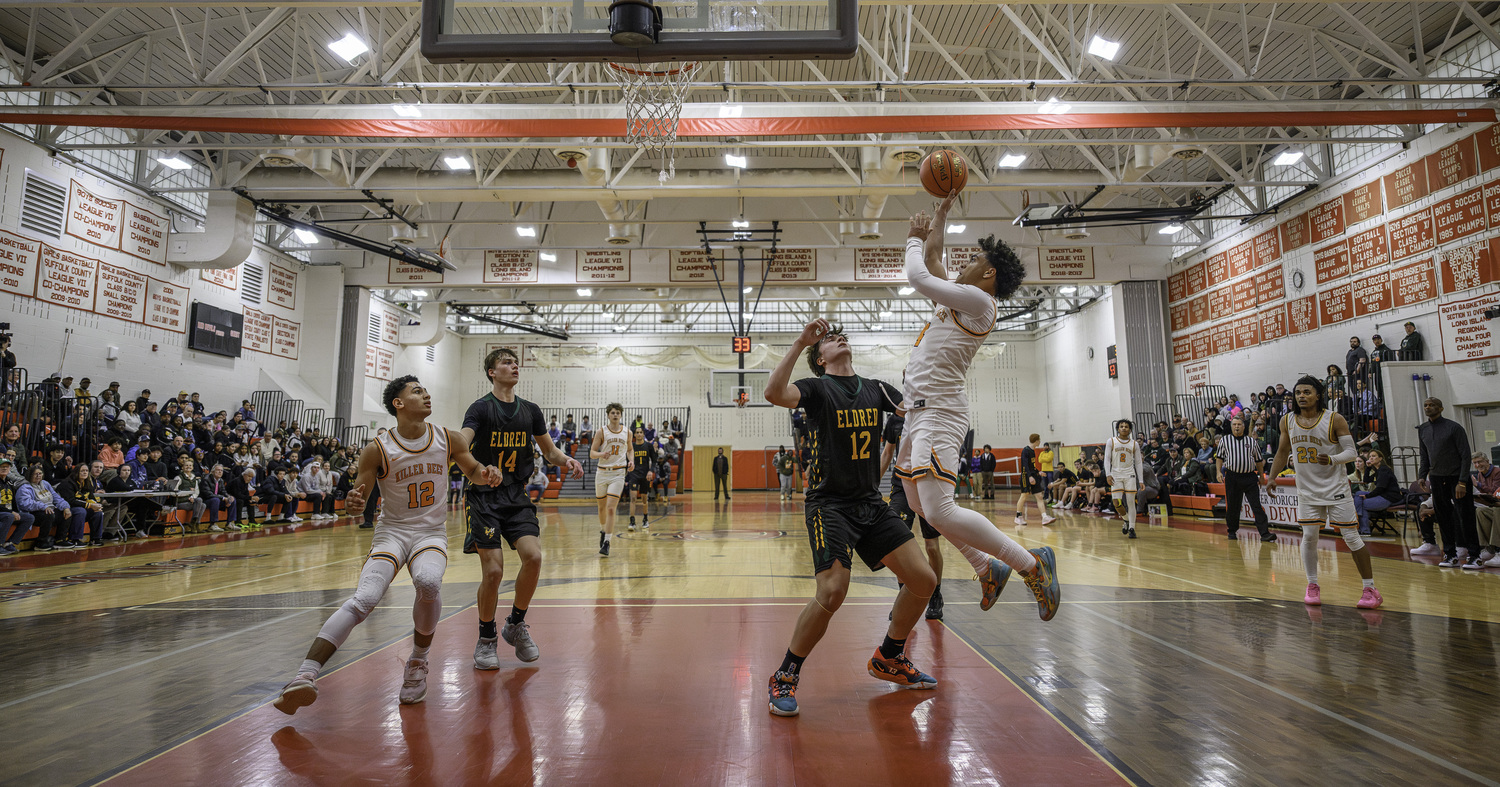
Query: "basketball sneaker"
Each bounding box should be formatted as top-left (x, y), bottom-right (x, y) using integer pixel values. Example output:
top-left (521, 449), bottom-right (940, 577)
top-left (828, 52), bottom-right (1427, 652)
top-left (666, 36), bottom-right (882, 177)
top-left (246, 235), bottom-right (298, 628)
top-left (867, 650), bottom-right (937, 689)
top-left (1303, 583), bottom-right (1322, 606)
top-left (1021, 547), bottom-right (1060, 621)
top-left (1409, 542), bottom-right (1440, 556)
top-left (628, 516), bottom-right (636, 532)
top-left (399, 658), bottom-right (428, 705)
top-left (925, 588), bottom-right (944, 620)
top-left (599, 538), bottom-right (610, 557)
top-left (979, 557), bottom-right (1012, 611)
top-left (642, 515), bottom-right (649, 530)
top-left (768, 671), bottom-right (800, 716)
top-left (501, 619), bottom-right (540, 663)
top-left (1127, 528), bottom-right (1137, 539)
top-left (1040, 513), bottom-right (1056, 526)
top-left (474, 636), bottom-right (500, 670)
top-left (1013, 514), bottom-right (1026, 526)
top-left (273, 673), bottom-right (318, 715)
top-left (1356, 586), bottom-right (1383, 609)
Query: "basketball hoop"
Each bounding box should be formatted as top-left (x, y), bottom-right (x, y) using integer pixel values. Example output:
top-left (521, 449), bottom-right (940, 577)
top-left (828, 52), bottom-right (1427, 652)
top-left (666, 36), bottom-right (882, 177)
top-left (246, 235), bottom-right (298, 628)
top-left (608, 61), bottom-right (702, 183)
top-left (734, 391), bottom-right (750, 409)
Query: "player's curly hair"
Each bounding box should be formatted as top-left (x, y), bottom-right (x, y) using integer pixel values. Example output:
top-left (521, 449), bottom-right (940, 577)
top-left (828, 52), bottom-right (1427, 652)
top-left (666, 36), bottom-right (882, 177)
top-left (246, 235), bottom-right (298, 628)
top-left (976, 234), bottom-right (1026, 299)
top-left (383, 375), bottom-right (419, 417)
top-left (1293, 374), bottom-right (1327, 413)
top-left (804, 323), bottom-right (846, 377)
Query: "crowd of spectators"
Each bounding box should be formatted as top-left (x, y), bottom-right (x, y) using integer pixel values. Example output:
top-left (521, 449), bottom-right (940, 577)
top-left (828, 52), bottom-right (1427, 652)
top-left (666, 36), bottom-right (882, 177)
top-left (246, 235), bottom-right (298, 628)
top-left (1, 375), bottom-right (360, 554)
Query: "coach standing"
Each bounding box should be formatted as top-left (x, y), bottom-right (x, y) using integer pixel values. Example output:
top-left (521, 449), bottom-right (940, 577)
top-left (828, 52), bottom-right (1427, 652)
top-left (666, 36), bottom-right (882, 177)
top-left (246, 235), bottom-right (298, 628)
top-left (712, 447), bottom-right (731, 501)
top-left (1217, 417), bottom-right (1273, 542)
top-left (1418, 398), bottom-right (1480, 569)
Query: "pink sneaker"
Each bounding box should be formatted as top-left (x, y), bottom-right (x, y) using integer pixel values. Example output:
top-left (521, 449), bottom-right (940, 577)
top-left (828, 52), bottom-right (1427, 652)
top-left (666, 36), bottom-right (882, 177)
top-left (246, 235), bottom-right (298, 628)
top-left (1356, 586), bottom-right (1383, 609)
top-left (1303, 583), bottom-right (1322, 606)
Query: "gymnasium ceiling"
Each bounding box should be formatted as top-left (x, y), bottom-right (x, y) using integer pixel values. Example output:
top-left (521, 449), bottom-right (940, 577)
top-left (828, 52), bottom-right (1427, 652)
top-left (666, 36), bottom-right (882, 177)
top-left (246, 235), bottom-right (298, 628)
top-left (0, 1), bottom-right (1496, 335)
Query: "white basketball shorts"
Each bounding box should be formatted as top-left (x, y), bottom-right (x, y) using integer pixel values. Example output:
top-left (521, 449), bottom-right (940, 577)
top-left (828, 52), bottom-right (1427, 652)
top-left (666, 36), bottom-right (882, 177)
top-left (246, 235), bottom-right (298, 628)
top-left (367, 526), bottom-right (448, 570)
top-left (894, 406), bottom-right (968, 487)
top-left (595, 466), bottom-right (627, 499)
top-left (1297, 497), bottom-right (1358, 528)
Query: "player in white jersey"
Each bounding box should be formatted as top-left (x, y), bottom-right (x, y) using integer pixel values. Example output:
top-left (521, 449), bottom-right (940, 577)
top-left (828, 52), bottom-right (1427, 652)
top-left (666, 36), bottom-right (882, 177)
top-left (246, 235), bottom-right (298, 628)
top-left (1264, 375), bottom-right (1382, 609)
top-left (274, 375), bottom-right (499, 714)
top-left (590, 403), bottom-right (632, 557)
top-left (895, 194), bottom-right (1060, 621)
top-left (1104, 420), bottom-right (1144, 538)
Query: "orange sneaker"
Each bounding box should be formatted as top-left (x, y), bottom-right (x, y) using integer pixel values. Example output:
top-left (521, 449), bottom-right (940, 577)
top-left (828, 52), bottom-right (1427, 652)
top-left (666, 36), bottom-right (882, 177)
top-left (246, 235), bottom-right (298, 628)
top-left (867, 649), bottom-right (937, 689)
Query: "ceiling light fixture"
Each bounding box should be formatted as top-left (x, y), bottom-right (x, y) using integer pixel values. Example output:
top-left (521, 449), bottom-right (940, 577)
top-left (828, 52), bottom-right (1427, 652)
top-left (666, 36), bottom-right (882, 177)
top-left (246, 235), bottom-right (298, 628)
top-left (947, 223), bottom-right (966, 233)
top-left (1059, 286), bottom-right (1077, 294)
top-left (391, 104), bottom-right (422, 118)
top-left (293, 228), bottom-right (319, 245)
top-left (540, 251), bottom-right (557, 262)
top-left (442, 154), bottom-right (471, 171)
top-left (998, 153), bottom-right (1027, 168)
top-left (743, 286), bottom-right (753, 293)
top-left (879, 310), bottom-right (893, 317)
top-left (1087, 35), bottom-right (1121, 60)
top-left (1274, 150), bottom-right (1305, 166)
top-left (732, 218), bottom-right (750, 228)
top-left (898, 286), bottom-right (915, 295)
top-left (328, 33), bottom-right (370, 63)
top-left (725, 153), bottom-right (748, 168)
top-left (1041, 97), bottom-right (1071, 114)
top-left (577, 288), bottom-right (593, 296)
top-left (1159, 223), bottom-right (1185, 235)
top-left (156, 156), bottom-right (193, 171)
top-left (409, 289), bottom-right (429, 297)
top-left (515, 226), bottom-right (537, 237)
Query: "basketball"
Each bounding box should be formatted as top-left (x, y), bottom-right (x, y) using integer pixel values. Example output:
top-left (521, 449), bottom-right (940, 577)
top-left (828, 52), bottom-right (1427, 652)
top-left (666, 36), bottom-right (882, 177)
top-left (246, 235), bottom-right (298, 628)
top-left (919, 150), bottom-right (968, 198)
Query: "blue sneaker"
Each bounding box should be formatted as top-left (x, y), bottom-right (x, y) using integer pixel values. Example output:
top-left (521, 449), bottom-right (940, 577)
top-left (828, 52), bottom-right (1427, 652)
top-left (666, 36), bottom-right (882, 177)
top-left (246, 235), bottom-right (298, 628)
top-left (867, 650), bottom-right (938, 689)
top-left (979, 557), bottom-right (1012, 611)
top-left (1023, 546), bottom-right (1060, 621)
top-left (768, 670), bottom-right (800, 716)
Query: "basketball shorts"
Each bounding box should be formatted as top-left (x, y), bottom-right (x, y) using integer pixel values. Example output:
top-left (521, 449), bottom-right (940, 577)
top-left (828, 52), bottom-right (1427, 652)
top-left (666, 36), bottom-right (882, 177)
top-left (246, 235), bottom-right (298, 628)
top-left (367, 526), bottom-right (448, 570)
top-left (894, 407), bottom-right (968, 487)
top-left (1297, 497), bottom-right (1357, 528)
top-left (626, 472), bottom-right (649, 495)
top-left (1111, 473), bottom-right (1139, 493)
top-left (805, 498), bottom-right (914, 574)
top-left (889, 485), bottom-right (940, 540)
top-left (1020, 472), bottom-right (1041, 493)
top-left (595, 466), bottom-right (626, 498)
top-left (465, 488), bottom-right (540, 551)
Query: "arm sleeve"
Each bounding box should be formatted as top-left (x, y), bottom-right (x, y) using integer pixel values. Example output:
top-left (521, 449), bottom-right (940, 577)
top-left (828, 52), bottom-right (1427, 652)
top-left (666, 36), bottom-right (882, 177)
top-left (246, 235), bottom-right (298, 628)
top-left (1134, 443), bottom-right (1144, 479)
top-left (877, 380), bottom-right (904, 413)
top-left (904, 237), bottom-right (995, 319)
top-left (1326, 433), bottom-right (1358, 465)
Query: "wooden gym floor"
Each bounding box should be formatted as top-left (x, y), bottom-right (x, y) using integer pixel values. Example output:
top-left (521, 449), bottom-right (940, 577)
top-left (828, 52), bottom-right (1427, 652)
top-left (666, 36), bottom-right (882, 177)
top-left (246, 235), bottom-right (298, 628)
top-left (2, 491), bottom-right (1499, 786)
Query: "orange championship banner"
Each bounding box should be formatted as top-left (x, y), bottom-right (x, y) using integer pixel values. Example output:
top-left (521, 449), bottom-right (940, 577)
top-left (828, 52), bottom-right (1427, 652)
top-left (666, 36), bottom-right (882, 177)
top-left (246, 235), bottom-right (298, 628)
top-left (0, 108), bottom-right (1489, 139)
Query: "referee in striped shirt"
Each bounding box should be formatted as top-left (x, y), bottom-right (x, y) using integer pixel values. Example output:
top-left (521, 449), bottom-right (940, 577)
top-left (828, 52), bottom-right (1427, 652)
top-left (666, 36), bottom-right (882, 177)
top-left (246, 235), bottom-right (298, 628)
top-left (1217, 417), bottom-right (1274, 542)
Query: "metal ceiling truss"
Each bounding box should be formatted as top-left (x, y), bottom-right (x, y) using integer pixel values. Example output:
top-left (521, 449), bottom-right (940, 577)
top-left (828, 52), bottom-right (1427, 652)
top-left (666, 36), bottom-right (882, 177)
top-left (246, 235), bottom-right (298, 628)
top-left (0, 1), bottom-right (1495, 263)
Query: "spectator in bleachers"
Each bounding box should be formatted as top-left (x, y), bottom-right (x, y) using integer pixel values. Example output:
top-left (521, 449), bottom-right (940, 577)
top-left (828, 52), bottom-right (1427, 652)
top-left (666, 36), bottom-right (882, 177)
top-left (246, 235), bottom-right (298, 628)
top-left (578, 415), bottom-right (594, 445)
top-left (1345, 337), bottom-right (1367, 383)
top-left (142, 445), bottom-right (170, 484)
top-left (0, 424), bottom-right (21, 456)
top-left (1194, 434), bottom-right (1218, 483)
top-left (256, 432), bottom-right (281, 465)
top-left (73, 377), bottom-right (93, 403)
top-left (141, 401), bottom-right (163, 434)
top-left (1048, 461), bottom-right (1077, 505)
top-left (1368, 333), bottom-right (1396, 383)
top-left (42, 444), bottom-right (72, 484)
top-left (526, 463), bottom-right (549, 502)
top-left (1354, 451), bottom-right (1401, 536)
top-left (1471, 452), bottom-right (1500, 566)
top-left (1399, 321), bottom-right (1425, 360)
top-left (231, 467), bottom-right (261, 528)
top-left (118, 400), bottom-right (142, 434)
top-left (0, 335), bottom-right (14, 392)
top-left (19, 464), bottom-right (64, 552)
top-left (1324, 364), bottom-right (1346, 401)
top-left (0, 458), bottom-right (32, 555)
top-left (233, 443), bottom-right (256, 471)
top-left (561, 414), bottom-right (577, 447)
top-left (259, 466), bottom-right (297, 524)
top-left (200, 464), bottom-right (235, 532)
top-left (97, 436), bottom-right (125, 469)
top-left (300, 460), bottom-right (336, 520)
top-left (1354, 379), bottom-right (1379, 420)
top-left (97, 390), bottom-right (119, 424)
top-left (1171, 447), bottom-right (1206, 496)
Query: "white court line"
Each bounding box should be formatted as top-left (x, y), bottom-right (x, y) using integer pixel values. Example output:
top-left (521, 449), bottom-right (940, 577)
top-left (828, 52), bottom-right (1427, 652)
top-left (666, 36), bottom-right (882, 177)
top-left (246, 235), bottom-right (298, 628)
top-left (124, 598), bottom-right (1262, 612)
top-left (0, 603), bottom-right (337, 712)
top-left (1074, 605), bottom-right (1500, 787)
top-left (122, 554), bottom-right (370, 609)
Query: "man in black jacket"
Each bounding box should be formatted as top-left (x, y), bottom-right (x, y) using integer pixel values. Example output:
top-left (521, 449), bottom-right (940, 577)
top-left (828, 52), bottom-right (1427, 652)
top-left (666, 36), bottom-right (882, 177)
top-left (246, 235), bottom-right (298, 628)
top-left (712, 448), bottom-right (730, 501)
top-left (199, 464), bottom-right (236, 531)
top-left (259, 467), bottom-right (296, 523)
top-left (229, 467), bottom-right (261, 527)
top-left (1418, 398), bottom-right (1478, 568)
top-left (978, 446), bottom-right (997, 500)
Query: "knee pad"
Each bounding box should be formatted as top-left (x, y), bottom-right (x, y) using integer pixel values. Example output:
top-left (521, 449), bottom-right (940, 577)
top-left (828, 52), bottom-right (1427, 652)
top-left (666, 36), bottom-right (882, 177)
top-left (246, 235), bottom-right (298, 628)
top-left (1340, 528), bottom-right (1365, 552)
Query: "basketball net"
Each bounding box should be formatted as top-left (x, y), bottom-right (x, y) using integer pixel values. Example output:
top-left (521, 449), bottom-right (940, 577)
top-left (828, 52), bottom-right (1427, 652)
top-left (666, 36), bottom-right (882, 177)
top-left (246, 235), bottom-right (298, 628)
top-left (608, 61), bottom-right (702, 183)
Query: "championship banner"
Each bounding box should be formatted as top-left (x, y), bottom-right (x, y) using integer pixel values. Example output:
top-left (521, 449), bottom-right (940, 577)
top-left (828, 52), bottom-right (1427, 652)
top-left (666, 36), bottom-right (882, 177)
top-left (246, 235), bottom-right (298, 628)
top-left (483, 250), bottom-right (540, 283)
top-left (65, 179), bottom-right (121, 249)
top-left (576, 249), bottom-right (630, 283)
top-left (199, 265), bottom-right (240, 292)
top-left (668, 249), bottom-right (723, 283)
top-left (763, 248), bottom-right (817, 282)
top-left (37, 244), bottom-right (98, 312)
top-left (1438, 289), bottom-right (1500, 364)
top-left (0, 229), bottom-right (40, 297)
top-left (96, 262), bottom-right (147, 324)
top-left (121, 201), bottom-right (168, 265)
top-left (145, 277), bottom-right (188, 333)
top-left (242, 308), bottom-right (273, 353)
top-left (388, 259), bottom-right (444, 285)
top-left (267, 262), bottom-right (299, 309)
top-left (853, 248), bottom-right (906, 282)
top-left (272, 316), bottom-right (301, 360)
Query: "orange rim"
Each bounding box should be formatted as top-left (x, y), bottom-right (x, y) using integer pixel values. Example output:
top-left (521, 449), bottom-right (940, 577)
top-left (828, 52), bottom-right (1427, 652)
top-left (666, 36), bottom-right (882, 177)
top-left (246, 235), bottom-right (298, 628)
top-left (608, 62), bottom-right (700, 77)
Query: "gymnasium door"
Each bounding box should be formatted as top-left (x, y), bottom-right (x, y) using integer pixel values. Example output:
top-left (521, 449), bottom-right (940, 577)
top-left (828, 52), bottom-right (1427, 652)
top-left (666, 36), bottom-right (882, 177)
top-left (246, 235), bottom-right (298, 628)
top-left (693, 445), bottom-right (731, 492)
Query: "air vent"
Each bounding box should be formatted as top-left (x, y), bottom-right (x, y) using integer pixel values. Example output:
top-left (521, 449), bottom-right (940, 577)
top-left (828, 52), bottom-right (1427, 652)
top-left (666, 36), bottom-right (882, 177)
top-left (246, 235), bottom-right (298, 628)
top-left (368, 312), bottom-right (382, 345)
top-left (20, 172), bottom-right (66, 239)
top-left (425, 345), bottom-right (436, 363)
top-left (241, 260), bottom-right (264, 305)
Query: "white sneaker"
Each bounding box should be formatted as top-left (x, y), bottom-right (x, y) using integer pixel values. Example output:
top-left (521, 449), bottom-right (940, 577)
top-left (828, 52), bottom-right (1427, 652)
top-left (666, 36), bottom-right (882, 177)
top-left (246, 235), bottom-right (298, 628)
top-left (1041, 514), bottom-right (1056, 526)
top-left (399, 658), bottom-right (428, 704)
top-left (208, 524), bottom-right (224, 532)
top-left (474, 636), bottom-right (500, 670)
top-left (288, 515), bottom-right (303, 523)
top-left (1484, 554), bottom-right (1500, 568)
top-left (1438, 555), bottom-right (1462, 567)
top-left (1013, 514), bottom-right (1027, 526)
top-left (273, 673), bottom-right (318, 715)
top-left (1409, 542), bottom-right (1440, 556)
top-left (1481, 548), bottom-right (1496, 563)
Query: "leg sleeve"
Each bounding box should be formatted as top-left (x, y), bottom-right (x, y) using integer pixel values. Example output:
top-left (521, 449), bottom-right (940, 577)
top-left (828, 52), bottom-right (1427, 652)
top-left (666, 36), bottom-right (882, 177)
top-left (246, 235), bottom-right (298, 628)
top-left (315, 557), bottom-right (400, 649)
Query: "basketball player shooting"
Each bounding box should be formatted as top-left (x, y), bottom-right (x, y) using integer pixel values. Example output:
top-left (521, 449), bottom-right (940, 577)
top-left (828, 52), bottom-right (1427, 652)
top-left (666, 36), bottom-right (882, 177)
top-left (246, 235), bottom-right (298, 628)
top-left (1263, 376), bottom-right (1382, 609)
top-left (274, 375), bottom-right (501, 715)
top-left (896, 192), bottom-right (1060, 621)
